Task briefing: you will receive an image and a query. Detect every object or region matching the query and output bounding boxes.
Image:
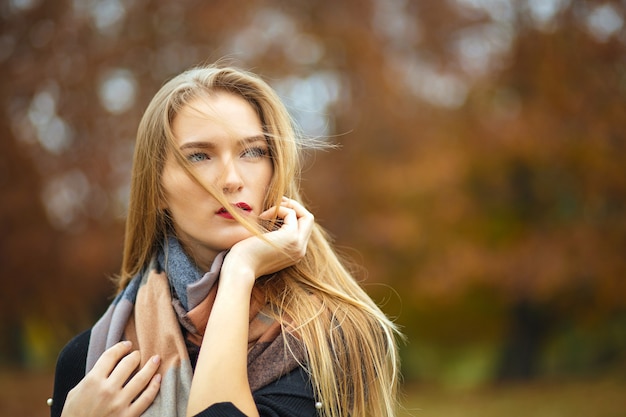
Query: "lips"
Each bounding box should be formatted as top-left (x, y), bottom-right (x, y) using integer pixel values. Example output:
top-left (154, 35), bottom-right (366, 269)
top-left (216, 202), bottom-right (252, 218)
top-left (234, 202), bottom-right (252, 212)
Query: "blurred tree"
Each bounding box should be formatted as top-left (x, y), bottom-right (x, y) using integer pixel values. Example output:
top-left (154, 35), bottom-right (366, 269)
top-left (0, 112), bottom-right (59, 363)
top-left (1, 0), bottom-right (625, 382)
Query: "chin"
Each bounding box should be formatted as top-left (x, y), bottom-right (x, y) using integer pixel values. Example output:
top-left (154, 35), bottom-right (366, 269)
top-left (223, 229), bottom-right (255, 248)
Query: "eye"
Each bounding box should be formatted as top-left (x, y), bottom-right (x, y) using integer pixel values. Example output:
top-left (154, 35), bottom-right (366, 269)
top-left (242, 146), bottom-right (269, 159)
top-left (187, 152), bottom-right (210, 163)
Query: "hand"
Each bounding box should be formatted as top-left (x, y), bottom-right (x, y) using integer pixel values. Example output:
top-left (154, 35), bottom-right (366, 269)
top-left (61, 341), bottom-right (161, 417)
top-left (224, 197), bottom-right (314, 281)
top-left (187, 198), bottom-right (312, 417)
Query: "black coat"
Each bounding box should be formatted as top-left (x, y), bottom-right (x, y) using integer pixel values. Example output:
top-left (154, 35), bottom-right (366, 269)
top-left (51, 329), bottom-right (318, 417)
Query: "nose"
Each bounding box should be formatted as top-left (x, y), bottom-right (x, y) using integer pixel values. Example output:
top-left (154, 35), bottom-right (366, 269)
top-left (220, 158), bottom-right (244, 194)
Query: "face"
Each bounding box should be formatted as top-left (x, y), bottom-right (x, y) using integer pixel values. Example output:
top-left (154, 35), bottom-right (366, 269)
top-left (161, 91), bottom-right (273, 270)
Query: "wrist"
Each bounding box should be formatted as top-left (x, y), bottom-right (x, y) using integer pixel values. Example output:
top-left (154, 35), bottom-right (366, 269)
top-left (220, 253), bottom-right (257, 290)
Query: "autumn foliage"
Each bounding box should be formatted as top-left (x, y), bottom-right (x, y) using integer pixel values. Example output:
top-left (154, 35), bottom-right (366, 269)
top-left (1, 0), bottom-right (625, 383)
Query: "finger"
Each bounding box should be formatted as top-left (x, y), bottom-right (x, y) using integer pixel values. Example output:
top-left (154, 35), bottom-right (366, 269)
top-left (281, 199), bottom-right (314, 233)
top-left (280, 197), bottom-right (308, 214)
top-left (272, 206), bottom-right (299, 230)
top-left (91, 341), bottom-right (134, 378)
top-left (262, 197), bottom-right (306, 218)
top-left (108, 350), bottom-right (141, 386)
top-left (258, 203), bottom-right (289, 219)
top-left (281, 198), bottom-right (314, 224)
top-left (122, 355), bottom-right (161, 401)
top-left (258, 209), bottom-right (284, 231)
top-left (272, 206), bottom-right (312, 256)
top-left (259, 205), bottom-right (296, 227)
top-left (128, 373), bottom-right (162, 417)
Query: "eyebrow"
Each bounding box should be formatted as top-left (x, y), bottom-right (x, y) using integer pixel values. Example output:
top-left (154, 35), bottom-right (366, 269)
top-left (179, 135), bottom-right (267, 150)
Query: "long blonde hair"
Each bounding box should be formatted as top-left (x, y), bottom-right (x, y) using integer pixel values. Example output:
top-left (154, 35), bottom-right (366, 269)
top-left (119, 64), bottom-right (402, 417)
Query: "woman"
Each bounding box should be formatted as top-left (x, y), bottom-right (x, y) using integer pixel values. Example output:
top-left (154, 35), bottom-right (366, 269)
top-left (51, 65), bottom-right (402, 417)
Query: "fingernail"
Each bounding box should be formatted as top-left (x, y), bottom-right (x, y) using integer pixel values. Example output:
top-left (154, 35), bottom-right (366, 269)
top-left (154, 374), bottom-right (162, 383)
top-left (123, 340), bottom-right (132, 348)
top-left (152, 355), bottom-right (160, 364)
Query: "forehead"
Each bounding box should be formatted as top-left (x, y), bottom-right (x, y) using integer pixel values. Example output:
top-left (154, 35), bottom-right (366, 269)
top-left (172, 92), bottom-right (263, 144)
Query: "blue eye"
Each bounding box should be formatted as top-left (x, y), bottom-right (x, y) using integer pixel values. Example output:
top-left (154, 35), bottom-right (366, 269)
top-left (187, 152), bottom-right (209, 162)
top-left (242, 147), bottom-right (269, 158)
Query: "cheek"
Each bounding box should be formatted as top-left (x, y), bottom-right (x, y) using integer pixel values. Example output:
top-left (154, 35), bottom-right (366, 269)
top-left (161, 162), bottom-right (179, 200)
top-left (161, 178), bottom-right (178, 209)
top-left (259, 165), bottom-right (274, 197)
top-left (162, 170), bottom-right (195, 209)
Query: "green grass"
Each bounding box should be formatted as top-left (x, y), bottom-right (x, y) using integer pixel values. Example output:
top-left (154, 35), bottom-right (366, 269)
top-left (1, 369), bottom-right (625, 417)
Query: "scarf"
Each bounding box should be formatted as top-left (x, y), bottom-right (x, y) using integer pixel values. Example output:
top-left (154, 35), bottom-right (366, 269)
top-left (86, 237), bottom-right (304, 416)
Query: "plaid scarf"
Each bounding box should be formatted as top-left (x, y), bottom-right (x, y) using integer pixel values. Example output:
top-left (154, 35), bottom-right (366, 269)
top-left (86, 237), bottom-right (303, 416)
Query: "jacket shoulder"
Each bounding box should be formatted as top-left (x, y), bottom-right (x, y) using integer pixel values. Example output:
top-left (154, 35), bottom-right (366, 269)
top-left (50, 329), bottom-right (91, 417)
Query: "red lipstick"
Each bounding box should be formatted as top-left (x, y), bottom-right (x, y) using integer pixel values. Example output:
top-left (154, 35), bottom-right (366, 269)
top-left (234, 202), bottom-right (252, 212)
top-left (216, 202), bottom-right (252, 219)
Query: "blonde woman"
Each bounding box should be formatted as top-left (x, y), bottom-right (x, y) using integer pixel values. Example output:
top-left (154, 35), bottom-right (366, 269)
top-left (51, 65), bottom-right (402, 417)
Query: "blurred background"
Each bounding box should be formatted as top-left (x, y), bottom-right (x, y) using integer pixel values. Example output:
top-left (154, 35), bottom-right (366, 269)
top-left (1, 0), bottom-right (625, 416)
